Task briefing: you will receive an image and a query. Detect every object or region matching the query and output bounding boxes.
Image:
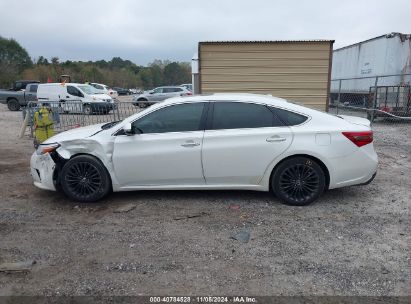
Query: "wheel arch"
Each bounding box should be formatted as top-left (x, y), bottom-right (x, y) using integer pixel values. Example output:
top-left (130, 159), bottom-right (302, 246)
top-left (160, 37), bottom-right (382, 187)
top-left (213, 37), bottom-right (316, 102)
top-left (53, 152), bottom-right (113, 191)
top-left (269, 154), bottom-right (330, 191)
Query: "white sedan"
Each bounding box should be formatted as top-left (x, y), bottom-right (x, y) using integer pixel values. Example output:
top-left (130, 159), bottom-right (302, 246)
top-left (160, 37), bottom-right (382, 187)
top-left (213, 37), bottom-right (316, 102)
top-left (30, 93), bottom-right (378, 206)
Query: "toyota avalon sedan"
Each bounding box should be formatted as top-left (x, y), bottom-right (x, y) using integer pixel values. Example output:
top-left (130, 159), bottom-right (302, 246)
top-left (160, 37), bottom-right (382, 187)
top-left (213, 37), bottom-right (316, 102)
top-left (30, 93), bottom-right (378, 206)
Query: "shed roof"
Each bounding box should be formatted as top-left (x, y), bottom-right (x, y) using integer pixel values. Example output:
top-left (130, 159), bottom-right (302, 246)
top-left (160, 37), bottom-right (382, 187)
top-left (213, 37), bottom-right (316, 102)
top-left (200, 40), bottom-right (335, 45)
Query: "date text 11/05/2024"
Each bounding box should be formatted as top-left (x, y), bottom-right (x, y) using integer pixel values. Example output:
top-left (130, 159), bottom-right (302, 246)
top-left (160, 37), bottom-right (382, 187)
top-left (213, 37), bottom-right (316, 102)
top-left (149, 296), bottom-right (257, 303)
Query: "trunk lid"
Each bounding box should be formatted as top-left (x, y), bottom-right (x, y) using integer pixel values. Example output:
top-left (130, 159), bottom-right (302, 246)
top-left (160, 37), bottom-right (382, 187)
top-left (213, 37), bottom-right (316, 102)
top-left (337, 115), bottom-right (371, 127)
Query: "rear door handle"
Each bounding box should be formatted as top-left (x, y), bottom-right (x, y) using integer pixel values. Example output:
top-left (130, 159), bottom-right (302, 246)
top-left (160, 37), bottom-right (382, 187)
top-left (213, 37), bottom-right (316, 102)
top-left (266, 136), bottom-right (286, 142)
top-left (181, 140), bottom-right (200, 147)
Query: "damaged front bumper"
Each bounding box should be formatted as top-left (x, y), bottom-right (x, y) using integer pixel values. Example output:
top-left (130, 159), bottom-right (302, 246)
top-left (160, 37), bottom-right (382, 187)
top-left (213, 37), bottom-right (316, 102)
top-left (30, 152), bottom-right (57, 191)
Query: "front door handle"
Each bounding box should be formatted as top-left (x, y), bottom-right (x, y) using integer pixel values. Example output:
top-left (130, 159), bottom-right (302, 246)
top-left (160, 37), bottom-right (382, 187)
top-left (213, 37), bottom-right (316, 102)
top-left (266, 136), bottom-right (286, 142)
top-left (181, 140), bottom-right (200, 147)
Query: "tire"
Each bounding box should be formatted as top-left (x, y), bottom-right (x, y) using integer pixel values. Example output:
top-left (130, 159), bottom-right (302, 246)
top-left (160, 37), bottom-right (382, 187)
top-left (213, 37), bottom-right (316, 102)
top-left (7, 99), bottom-right (21, 111)
top-left (60, 155), bottom-right (111, 202)
top-left (83, 104), bottom-right (92, 115)
top-left (271, 157), bottom-right (325, 206)
top-left (137, 99), bottom-right (148, 108)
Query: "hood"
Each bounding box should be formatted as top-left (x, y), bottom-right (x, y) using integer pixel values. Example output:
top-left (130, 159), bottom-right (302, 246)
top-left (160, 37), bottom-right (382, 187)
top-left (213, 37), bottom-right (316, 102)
top-left (44, 123), bottom-right (106, 143)
top-left (90, 93), bottom-right (112, 101)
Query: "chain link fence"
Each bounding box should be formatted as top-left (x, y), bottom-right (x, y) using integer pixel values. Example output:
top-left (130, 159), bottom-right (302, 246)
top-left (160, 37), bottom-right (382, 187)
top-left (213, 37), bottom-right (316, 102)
top-left (24, 100), bottom-right (142, 137)
top-left (329, 74), bottom-right (411, 123)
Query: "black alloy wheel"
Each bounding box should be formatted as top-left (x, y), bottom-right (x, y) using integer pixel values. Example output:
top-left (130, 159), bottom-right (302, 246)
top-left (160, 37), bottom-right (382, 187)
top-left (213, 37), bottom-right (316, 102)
top-left (60, 155), bottom-right (111, 202)
top-left (272, 157), bottom-right (325, 206)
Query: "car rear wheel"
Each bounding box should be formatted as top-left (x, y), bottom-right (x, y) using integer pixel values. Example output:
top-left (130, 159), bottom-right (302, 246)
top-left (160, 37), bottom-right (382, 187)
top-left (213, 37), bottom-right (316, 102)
top-left (7, 98), bottom-right (20, 111)
top-left (60, 155), bottom-right (111, 202)
top-left (272, 157), bottom-right (325, 206)
top-left (138, 99), bottom-right (148, 108)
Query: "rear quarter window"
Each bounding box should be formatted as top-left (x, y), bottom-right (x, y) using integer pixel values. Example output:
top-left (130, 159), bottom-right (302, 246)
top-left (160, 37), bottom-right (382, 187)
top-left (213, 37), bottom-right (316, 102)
top-left (272, 107), bottom-right (308, 126)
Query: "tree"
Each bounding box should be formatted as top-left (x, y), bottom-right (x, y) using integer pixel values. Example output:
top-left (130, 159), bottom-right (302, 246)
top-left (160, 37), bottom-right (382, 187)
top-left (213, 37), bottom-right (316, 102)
top-left (51, 57), bottom-right (59, 65)
top-left (163, 62), bottom-right (190, 85)
top-left (0, 36), bottom-right (33, 87)
top-left (36, 56), bottom-right (49, 65)
top-left (2, 37), bottom-right (191, 90)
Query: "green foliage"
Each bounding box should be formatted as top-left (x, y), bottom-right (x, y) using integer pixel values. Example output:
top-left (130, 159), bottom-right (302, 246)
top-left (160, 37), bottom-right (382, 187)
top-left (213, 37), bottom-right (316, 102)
top-left (0, 37), bottom-right (191, 89)
top-left (0, 36), bottom-right (33, 88)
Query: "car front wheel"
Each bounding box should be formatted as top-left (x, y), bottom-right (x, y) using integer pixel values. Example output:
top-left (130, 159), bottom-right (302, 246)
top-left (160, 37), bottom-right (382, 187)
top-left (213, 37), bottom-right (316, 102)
top-left (272, 157), bottom-right (325, 206)
top-left (60, 155), bottom-right (111, 202)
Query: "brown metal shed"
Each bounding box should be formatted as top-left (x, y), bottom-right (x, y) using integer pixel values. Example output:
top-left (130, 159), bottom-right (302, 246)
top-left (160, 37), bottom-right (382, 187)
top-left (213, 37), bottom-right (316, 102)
top-left (198, 40), bottom-right (334, 111)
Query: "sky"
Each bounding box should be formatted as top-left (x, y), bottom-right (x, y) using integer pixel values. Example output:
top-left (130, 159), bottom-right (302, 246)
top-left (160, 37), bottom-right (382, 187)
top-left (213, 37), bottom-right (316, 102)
top-left (0, 0), bottom-right (409, 66)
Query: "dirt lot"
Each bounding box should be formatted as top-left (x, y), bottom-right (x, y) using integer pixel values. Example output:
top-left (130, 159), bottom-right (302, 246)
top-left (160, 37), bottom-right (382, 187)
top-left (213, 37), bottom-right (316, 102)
top-left (0, 104), bottom-right (409, 296)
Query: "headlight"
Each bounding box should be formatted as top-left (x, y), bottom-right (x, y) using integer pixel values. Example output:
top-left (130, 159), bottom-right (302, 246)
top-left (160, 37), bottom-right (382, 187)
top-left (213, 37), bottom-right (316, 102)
top-left (36, 143), bottom-right (60, 155)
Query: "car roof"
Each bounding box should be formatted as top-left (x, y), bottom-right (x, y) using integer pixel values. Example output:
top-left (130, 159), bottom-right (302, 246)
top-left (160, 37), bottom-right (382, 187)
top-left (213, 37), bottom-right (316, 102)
top-left (160, 93), bottom-right (325, 116)
top-left (39, 83), bottom-right (89, 86)
top-left (164, 93), bottom-right (287, 104)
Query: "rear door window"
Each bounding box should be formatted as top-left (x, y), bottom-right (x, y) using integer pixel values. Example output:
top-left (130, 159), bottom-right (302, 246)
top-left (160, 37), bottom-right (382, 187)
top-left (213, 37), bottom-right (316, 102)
top-left (210, 102), bottom-right (283, 130)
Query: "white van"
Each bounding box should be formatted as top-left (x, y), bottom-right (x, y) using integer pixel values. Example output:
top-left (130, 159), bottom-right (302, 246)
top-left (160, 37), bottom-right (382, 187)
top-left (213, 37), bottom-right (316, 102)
top-left (37, 83), bottom-right (116, 114)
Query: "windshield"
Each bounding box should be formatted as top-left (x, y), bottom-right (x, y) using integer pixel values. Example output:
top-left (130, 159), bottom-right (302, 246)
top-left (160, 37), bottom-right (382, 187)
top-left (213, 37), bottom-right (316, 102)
top-left (77, 85), bottom-right (99, 95)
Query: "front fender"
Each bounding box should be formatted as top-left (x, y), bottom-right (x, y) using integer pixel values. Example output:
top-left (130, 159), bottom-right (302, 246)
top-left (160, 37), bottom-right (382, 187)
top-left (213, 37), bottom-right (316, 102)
top-left (55, 138), bottom-right (120, 189)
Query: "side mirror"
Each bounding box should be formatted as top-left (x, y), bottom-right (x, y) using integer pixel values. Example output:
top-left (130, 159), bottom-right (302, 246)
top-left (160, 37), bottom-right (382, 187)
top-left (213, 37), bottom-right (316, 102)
top-left (149, 90), bottom-right (154, 94)
top-left (123, 122), bottom-right (133, 135)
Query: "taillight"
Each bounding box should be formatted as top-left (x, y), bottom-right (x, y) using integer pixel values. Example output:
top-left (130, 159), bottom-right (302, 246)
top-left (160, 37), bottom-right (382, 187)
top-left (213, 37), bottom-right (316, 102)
top-left (186, 92), bottom-right (192, 96)
top-left (342, 131), bottom-right (373, 147)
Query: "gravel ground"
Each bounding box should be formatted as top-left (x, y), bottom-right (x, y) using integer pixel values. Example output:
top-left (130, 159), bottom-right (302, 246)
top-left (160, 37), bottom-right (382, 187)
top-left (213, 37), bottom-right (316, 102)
top-left (0, 103), bottom-right (409, 296)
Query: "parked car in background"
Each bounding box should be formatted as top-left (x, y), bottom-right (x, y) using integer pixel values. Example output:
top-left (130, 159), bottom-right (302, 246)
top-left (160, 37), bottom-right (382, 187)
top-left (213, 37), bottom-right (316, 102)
top-left (37, 83), bottom-right (115, 114)
top-left (129, 88), bottom-right (143, 94)
top-left (112, 87), bottom-right (130, 96)
top-left (89, 83), bottom-right (119, 99)
top-left (132, 86), bottom-right (192, 107)
top-left (31, 93), bottom-right (377, 205)
top-left (0, 83), bottom-right (39, 111)
top-left (180, 83), bottom-right (193, 91)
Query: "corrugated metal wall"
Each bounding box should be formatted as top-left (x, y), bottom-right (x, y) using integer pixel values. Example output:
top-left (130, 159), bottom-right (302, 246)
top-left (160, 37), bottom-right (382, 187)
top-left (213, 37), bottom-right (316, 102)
top-left (199, 41), bottom-right (334, 110)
